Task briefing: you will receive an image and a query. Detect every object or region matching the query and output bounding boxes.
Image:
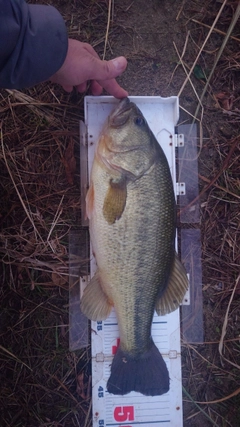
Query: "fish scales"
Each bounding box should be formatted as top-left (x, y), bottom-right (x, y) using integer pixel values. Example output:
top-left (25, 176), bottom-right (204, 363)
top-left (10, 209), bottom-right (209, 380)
top-left (81, 98), bottom-right (188, 396)
top-left (91, 155), bottom-right (175, 353)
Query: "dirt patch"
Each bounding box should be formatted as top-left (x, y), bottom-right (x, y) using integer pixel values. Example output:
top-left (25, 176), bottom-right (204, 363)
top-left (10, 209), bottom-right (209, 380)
top-left (0, 0), bottom-right (240, 426)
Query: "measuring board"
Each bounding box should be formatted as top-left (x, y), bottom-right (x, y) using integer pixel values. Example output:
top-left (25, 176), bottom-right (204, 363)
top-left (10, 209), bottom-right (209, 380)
top-left (80, 96), bottom-right (189, 427)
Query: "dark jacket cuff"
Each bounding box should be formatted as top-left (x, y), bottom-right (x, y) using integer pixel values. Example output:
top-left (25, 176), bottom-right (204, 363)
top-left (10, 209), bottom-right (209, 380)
top-left (0, 3), bottom-right (68, 89)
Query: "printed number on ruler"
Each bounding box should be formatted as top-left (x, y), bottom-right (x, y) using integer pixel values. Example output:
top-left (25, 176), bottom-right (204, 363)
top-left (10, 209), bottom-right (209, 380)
top-left (114, 406), bottom-right (134, 422)
top-left (98, 386), bottom-right (104, 398)
top-left (97, 321), bottom-right (102, 331)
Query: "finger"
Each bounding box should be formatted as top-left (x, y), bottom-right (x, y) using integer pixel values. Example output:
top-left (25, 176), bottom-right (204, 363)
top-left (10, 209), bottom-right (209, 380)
top-left (76, 82), bottom-right (88, 93)
top-left (81, 55), bottom-right (128, 82)
top-left (62, 84), bottom-right (73, 92)
top-left (97, 78), bottom-right (128, 99)
top-left (90, 80), bottom-right (103, 96)
top-left (81, 44), bottom-right (128, 82)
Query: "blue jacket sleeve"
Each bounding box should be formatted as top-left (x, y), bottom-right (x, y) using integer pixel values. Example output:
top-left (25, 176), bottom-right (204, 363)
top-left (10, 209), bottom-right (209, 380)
top-left (0, 0), bottom-right (68, 89)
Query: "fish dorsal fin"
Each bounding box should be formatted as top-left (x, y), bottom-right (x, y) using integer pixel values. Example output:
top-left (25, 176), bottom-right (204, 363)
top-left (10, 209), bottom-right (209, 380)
top-left (155, 253), bottom-right (189, 316)
top-left (80, 270), bottom-right (113, 321)
top-left (103, 177), bottom-right (127, 225)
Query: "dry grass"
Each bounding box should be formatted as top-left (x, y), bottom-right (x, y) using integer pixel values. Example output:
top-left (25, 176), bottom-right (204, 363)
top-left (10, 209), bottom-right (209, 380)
top-left (0, 85), bottom-right (92, 426)
top-left (178, 2), bottom-right (240, 425)
top-left (1, 0), bottom-right (240, 426)
top-left (0, 1), bottom-right (114, 424)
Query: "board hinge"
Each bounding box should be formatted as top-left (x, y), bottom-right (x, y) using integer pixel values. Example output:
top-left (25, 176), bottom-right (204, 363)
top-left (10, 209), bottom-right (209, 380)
top-left (174, 133), bottom-right (184, 147)
top-left (176, 182), bottom-right (186, 196)
top-left (96, 352), bottom-right (104, 362)
top-left (80, 276), bottom-right (88, 299)
top-left (181, 275), bottom-right (190, 305)
top-left (169, 350), bottom-right (178, 359)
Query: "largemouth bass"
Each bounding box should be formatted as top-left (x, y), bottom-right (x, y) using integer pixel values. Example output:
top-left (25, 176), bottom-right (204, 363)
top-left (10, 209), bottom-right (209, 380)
top-left (81, 98), bottom-right (188, 396)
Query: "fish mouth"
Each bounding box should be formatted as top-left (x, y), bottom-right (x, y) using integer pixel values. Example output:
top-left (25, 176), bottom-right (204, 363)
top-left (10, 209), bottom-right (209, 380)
top-left (109, 97), bottom-right (134, 127)
top-left (101, 98), bottom-right (146, 155)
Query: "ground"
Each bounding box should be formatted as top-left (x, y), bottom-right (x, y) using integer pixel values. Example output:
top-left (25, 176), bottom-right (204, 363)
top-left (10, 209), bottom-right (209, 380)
top-left (0, 0), bottom-right (240, 426)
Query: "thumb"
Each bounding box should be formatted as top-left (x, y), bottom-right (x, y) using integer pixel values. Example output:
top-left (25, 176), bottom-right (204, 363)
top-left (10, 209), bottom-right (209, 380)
top-left (89, 56), bottom-right (127, 81)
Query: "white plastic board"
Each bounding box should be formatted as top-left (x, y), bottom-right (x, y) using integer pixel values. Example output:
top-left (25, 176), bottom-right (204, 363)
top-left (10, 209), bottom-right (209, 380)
top-left (84, 96), bottom-right (183, 427)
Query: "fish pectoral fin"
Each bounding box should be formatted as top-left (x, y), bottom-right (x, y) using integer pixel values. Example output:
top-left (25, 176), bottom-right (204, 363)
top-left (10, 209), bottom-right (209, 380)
top-left (155, 253), bottom-right (189, 316)
top-left (80, 270), bottom-right (112, 321)
top-left (103, 177), bottom-right (127, 225)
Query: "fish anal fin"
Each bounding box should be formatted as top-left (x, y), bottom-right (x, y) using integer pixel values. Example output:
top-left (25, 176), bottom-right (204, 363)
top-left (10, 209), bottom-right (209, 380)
top-left (80, 270), bottom-right (112, 321)
top-left (155, 253), bottom-right (189, 316)
top-left (103, 177), bottom-right (127, 225)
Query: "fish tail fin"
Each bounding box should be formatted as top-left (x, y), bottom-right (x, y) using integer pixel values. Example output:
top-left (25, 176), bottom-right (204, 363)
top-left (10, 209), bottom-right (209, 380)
top-left (107, 342), bottom-right (169, 396)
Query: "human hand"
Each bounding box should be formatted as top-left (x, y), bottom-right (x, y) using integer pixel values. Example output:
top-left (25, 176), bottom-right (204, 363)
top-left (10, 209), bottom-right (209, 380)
top-left (50, 39), bottom-right (128, 98)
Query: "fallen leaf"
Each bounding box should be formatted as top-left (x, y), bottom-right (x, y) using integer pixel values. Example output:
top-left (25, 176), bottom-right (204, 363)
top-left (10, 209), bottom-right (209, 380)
top-left (215, 91), bottom-right (234, 110)
top-left (193, 64), bottom-right (206, 81)
top-left (51, 272), bottom-right (67, 287)
top-left (76, 372), bottom-right (89, 399)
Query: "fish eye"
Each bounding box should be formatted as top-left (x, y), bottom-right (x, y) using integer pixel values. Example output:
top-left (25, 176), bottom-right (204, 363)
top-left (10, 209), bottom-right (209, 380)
top-left (134, 116), bottom-right (145, 126)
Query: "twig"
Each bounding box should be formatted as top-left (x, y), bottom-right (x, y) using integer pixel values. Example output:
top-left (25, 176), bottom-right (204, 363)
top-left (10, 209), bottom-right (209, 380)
top-left (173, 39), bottom-right (204, 151)
top-left (193, 1), bottom-right (240, 121)
top-left (174, 44), bottom-right (197, 93)
top-left (219, 273), bottom-right (240, 368)
top-left (103, 0), bottom-right (112, 59)
top-left (47, 194), bottom-right (65, 252)
top-left (1, 127), bottom-right (44, 243)
top-left (0, 344), bottom-right (32, 371)
top-left (193, 387), bottom-right (240, 405)
top-left (191, 18), bottom-right (240, 43)
top-left (183, 387), bottom-right (219, 426)
top-left (6, 89), bottom-right (57, 124)
top-left (176, 0), bottom-right (186, 21)
top-left (199, 173), bottom-right (240, 200)
top-left (169, 31), bottom-right (190, 84)
top-left (179, 136), bottom-right (239, 216)
top-left (178, 0), bottom-right (228, 97)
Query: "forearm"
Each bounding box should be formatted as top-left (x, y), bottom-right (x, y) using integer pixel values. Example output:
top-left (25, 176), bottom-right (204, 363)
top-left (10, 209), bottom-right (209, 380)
top-left (0, 0), bottom-right (68, 89)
